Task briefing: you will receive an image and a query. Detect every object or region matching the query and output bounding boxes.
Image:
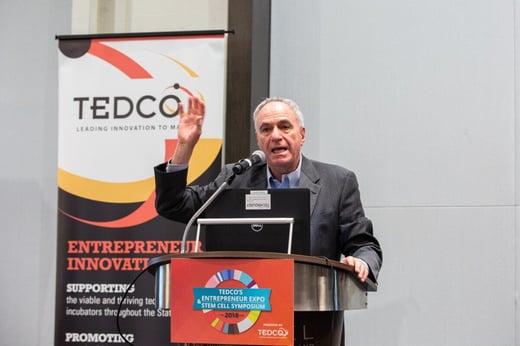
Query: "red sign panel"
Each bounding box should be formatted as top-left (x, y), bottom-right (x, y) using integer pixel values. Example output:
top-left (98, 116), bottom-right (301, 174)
top-left (170, 258), bottom-right (294, 345)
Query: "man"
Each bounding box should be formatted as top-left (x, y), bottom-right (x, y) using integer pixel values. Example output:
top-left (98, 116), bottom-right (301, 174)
top-left (154, 96), bottom-right (382, 282)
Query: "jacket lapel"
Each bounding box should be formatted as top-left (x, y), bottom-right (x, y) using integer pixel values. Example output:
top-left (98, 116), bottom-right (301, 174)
top-left (298, 156), bottom-right (320, 216)
top-left (247, 164), bottom-right (267, 188)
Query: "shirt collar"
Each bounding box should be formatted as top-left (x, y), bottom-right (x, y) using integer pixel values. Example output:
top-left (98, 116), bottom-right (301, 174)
top-left (266, 154), bottom-right (302, 188)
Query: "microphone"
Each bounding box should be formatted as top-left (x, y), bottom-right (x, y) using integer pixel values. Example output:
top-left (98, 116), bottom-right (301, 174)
top-left (232, 150), bottom-right (266, 175)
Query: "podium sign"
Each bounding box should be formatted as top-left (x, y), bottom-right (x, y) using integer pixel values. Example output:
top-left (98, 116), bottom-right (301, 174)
top-left (170, 258), bottom-right (294, 345)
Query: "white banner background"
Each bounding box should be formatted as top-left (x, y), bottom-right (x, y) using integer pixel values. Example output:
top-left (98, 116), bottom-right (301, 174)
top-left (55, 33), bottom-right (226, 346)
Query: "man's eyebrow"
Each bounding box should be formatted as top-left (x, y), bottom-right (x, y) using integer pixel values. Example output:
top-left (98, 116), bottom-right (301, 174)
top-left (258, 117), bottom-right (292, 127)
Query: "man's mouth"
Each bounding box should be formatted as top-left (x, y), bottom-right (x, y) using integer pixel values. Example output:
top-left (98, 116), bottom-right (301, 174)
top-left (271, 147), bottom-right (287, 154)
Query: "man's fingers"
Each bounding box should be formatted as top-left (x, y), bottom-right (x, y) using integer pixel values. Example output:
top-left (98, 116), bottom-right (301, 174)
top-left (198, 99), bottom-right (205, 115)
top-left (188, 97), bottom-right (197, 113)
top-left (342, 256), bottom-right (355, 267)
top-left (342, 256), bottom-right (368, 282)
top-left (187, 96), bottom-right (205, 115)
top-left (357, 264), bottom-right (368, 282)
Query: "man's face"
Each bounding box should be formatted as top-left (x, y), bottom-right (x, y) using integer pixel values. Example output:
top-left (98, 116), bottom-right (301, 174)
top-left (255, 101), bottom-right (305, 179)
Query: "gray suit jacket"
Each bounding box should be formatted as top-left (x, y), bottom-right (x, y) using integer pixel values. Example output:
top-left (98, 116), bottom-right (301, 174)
top-left (154, 155), bottom-right (382, 281)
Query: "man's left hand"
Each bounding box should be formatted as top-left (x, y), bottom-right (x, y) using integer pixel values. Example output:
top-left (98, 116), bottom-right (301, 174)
top-left (341, 256), bottom-right (369, 282)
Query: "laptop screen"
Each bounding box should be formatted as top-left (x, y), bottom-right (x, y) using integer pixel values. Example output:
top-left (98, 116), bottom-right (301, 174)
top-left (199, 188), bottom-right (310, 255)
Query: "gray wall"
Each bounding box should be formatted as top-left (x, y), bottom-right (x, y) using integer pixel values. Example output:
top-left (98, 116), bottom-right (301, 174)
top-left (1, 0), bottom-right (518, 345)
top-left (270, 1), bottom-right (517, 345)
top-left (0, 0), bottom-right (71, 345)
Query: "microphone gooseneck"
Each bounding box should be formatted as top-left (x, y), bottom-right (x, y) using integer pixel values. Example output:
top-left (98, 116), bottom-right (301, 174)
top-left (180, 173), bottom-right (236, 254)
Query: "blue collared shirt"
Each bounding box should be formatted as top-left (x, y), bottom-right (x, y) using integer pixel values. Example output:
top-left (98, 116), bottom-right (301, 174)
top-left (266, 155), bottom-right (302, 188)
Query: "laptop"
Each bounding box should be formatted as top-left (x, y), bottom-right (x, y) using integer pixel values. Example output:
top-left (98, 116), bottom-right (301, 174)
top-left (198, 188), bottom-right (310, 255)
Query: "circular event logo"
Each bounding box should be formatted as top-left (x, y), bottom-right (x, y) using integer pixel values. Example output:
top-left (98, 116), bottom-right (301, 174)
top-left (193, 269), bottom-right (272, 335)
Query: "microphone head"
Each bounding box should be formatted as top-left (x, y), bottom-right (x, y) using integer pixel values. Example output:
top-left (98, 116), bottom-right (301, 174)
top-left (232, 150), bottom-right (266, 175)
top-left (251, 150), bottom-right (266, 164)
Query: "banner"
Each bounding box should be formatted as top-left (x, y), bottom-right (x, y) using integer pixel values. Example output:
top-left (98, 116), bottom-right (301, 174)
top-left (55, 32), bottom-right (226, 346)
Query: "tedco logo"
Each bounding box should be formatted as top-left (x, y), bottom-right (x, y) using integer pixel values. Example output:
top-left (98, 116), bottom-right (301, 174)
top-left (258, 327), bottom-right (289, 337)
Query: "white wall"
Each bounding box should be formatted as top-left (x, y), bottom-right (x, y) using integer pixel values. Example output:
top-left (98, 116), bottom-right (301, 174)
top-left (71, 0), bottom-right (228, 34)
top-left (271, 0), bottom-right (517, 345)
top-left (0, 0), bottom-right (70, 345)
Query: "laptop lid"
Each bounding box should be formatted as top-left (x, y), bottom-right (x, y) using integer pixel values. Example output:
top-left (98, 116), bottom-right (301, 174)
top-left (199, 188), bottom-right (310, 255)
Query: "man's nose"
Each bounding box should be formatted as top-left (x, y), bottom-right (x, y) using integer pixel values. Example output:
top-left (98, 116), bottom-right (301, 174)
top-left (271, 127), bottom-right (282, 139)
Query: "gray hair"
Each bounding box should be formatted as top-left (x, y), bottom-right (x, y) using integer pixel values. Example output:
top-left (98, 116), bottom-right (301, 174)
top-left (252, 97), bottom-right (305, 129)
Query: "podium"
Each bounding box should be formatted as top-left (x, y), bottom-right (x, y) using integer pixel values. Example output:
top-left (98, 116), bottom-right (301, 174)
top-left (148, 251), bottom-right (377, 346)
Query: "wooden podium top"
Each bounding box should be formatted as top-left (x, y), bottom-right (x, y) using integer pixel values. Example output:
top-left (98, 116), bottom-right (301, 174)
top-left (148, 251), bottom-right (377, 312)
top-left (148, 251), bottom-right (377, 290)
